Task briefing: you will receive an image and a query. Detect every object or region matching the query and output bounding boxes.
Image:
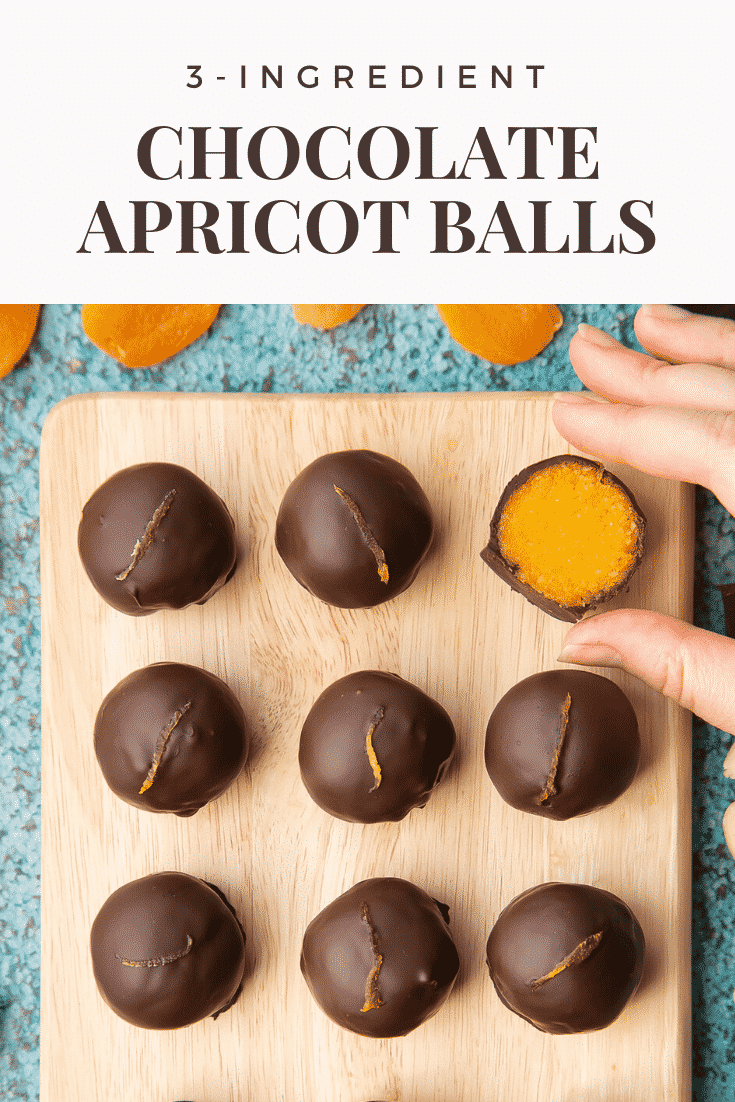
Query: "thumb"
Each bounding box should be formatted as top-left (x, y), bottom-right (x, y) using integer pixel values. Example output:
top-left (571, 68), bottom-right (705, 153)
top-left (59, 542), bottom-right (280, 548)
top-left (557, 609), bottom-right (735, 734)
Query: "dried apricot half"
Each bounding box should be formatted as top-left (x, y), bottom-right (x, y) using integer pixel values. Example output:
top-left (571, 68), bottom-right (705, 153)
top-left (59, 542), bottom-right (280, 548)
top-left (81, 305), bottom-right (220, 368)
top-left (436, 304), bottom-right (563, 365)
top-left (0, 306), bottom-right (40, 378)
top-left (292, 304), bottom-right (365, 330)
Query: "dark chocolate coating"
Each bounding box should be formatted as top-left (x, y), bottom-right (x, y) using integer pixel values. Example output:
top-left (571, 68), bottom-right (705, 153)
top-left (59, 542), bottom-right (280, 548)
top-left (275, 450), bottom-right (434, 609)
top-left (299, 670), bottom-right (456, 823)
top-left (485, 670), bottom-right (640, 820)
top-left (480, 454), bottom-right (646, 623)
top-left (300, 876), bottom-right (460, 1037)
top-left (486, 881), bottom-right (645, 1034)
top-left (78, 462), bottom-right (237, 616)
top-left (94, 662), bottom-right (249, 817)
top-left (90, 872), bottom-right (246, 1029)
top-left (719, 583), bottom-right (735, 639)
top-left (675, 304), bottom-right (735, 321)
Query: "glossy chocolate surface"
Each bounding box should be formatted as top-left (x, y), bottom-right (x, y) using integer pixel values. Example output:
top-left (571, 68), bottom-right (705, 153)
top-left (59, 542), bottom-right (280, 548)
top-left (480, 455), bottom-right (646, 623)
top-left (485, 670), bottom-right (640, 820)
top-left (675, 304), bottom-right (735, 321)
top-left (90, 872), bottom-right (246, 1029)
top-left (299, 670), bottom-right (456, 823)
top-left (300, 876), bottom-right (459, 1037)
top-left (275, 450), bottom-right (434, 609)
top-left (78, 462), bottom-right (237, 616)
top-left (94, 662), bottom-right (249, 816)
top-left (486, 881), bottom-right (645, 1034)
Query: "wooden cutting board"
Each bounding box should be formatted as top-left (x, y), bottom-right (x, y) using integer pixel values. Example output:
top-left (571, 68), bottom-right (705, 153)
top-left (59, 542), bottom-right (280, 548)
top-left (40, 392), bottom-right (693, 1102)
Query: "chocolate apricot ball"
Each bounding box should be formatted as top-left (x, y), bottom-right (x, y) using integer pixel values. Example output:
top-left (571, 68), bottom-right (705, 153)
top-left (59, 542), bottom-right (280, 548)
top-left (94, 662), bottom-right (249, 817)
top-left (90, 872), bottom-right (246, 1029)
top-left (486, 881), bottom-right (645, 1034)
top-left (300, 876), bottom-right (459, 1037)
top-left (275, 450), bottom-right (434, 609)
top-left (485, 669), bottom-right (640, 820)
top-left (78, 462), bottom-right (237, 616)
top-left (299, 670), bottom-right (456, 823)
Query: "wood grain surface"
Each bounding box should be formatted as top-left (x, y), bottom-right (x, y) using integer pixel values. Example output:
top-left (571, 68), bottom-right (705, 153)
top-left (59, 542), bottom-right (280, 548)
top-left (40, 392), bottom-right (693, 1102)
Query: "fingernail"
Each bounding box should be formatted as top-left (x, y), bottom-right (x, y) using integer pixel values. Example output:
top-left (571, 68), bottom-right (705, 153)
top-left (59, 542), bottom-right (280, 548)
top-left (576, 323), bottom-right (619, 348)
top-left (639, 304), bottom-right (689, 321)
top-left (557, 643), bottom-right (621, 667)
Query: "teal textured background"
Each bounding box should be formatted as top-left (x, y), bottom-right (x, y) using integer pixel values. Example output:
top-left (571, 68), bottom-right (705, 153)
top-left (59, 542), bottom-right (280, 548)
top-left (0, 304), bottom-right (733, 1101)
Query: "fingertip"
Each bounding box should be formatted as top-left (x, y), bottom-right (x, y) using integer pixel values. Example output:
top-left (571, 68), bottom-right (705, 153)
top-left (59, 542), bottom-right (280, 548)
top-left (575, 322), bottom-right (621, 349)
top-left (568, 607), bottom-right (667, 640)
top-left (550, 391), bottom-right (600, 447)
top-left (557, 642), bottom-right (622, 668)
top-left (638, 304), bottom-right (691, 322)
top-left (635, 305), bottom-right (735, 369)
top-left (560, 609), bottom-right (735, 729)
top-left (560, 609), bottom-right (665, 656)
top-left (569, 325), bottom-right (633, 390)
top-left (634, 305), bottom-right (688, 360)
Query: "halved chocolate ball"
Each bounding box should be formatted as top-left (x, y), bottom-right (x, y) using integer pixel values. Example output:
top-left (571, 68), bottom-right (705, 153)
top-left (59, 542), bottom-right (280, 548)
top-left (78, 462), bottom-right (237, 616)
top-left (485, 669), bottom-right (640, 820)
top-left (94, 662), bottom-right (249, 817)
top-left (480, 454), bottom-right (646, 622)
top-left (299, 670), bottom-right (456, 823)
top-left (486, 881), bottom-right (645, 1034)
top-left (90, 872), bottom-right (246, 1029)
top-left (275, 450), bottom-right (434, 609)
top-left (300, 876), bottom-right (460, 1037)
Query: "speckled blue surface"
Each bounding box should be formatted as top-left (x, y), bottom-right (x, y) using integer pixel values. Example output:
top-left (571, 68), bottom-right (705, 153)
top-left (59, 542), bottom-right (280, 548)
top-left (0, 304), bottom-right (732, 1101)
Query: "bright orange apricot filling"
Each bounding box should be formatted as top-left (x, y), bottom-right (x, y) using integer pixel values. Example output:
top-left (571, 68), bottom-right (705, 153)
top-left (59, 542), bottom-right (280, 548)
top-left (497, 461), bottom-right (641, 607)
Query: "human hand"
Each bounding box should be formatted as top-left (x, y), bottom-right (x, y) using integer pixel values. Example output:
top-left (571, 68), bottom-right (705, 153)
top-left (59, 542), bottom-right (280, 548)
top-left (551, 304), bottom-right (735, 735)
